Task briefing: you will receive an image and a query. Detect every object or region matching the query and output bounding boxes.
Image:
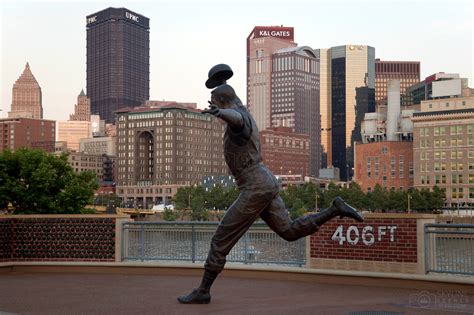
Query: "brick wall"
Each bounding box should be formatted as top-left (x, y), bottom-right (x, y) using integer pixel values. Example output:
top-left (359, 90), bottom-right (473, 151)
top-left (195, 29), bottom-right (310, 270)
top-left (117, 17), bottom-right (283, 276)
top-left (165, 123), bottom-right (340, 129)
top-left (0, 216), bottom-right (118, 262)
top-left (310, 217), bottom-right (418, 263)
top-left (354, 141), bottom-right (413, 192)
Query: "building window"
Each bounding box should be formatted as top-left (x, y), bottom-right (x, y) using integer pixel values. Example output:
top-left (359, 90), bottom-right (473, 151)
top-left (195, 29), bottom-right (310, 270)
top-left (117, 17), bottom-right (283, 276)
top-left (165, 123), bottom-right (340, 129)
top-left (451, 174), bottom-right (457, 184)
top-left (374, 157), bottom-right (379, 177)
top-left (256, 60), bottom-right (263, 74)
top-left (399, 155), bottom-right (404, 178)
top-left (382, 147), bottom-right (388, 155)
top-left (367, 157), bottom-right (371, 178)
top-left (390, 156), bottom-right (396, 178)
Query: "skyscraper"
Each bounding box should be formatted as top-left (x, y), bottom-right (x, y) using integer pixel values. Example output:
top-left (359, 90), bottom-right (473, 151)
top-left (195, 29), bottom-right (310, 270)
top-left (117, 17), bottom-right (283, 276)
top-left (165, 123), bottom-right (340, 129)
top-left (319, 45), bottom-right (375, 180)
top-left (8, 62), bottom-right (43, 119)
top-left (375, 59), bottom-right (420, 106)
top-left (69, 90), bottom-right (91, 121)
top-left (86, 7), bottom-right (150, 123)
top-left (246, 26), bottom-right (321, 176)
top-left (247, 26), bottom-right (296, 130)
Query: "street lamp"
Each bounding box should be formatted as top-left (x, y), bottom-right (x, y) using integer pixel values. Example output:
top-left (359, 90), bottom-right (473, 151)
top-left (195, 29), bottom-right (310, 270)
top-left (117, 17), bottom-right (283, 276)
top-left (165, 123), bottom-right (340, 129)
top-left (315, 190), bottom-right (319, 212)
top-left (407, 194), bottom-right (412, 214)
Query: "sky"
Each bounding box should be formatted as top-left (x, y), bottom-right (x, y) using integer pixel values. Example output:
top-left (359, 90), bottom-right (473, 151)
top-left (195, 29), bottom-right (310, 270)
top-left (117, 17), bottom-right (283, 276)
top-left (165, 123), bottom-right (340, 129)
top-left (0, 0), bottom-right (473, 122)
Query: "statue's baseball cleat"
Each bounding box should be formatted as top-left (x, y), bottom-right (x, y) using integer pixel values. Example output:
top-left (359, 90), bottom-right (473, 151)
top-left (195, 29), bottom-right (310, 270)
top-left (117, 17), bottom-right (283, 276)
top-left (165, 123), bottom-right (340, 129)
top-left (333, 196), bottom-right (364, 222)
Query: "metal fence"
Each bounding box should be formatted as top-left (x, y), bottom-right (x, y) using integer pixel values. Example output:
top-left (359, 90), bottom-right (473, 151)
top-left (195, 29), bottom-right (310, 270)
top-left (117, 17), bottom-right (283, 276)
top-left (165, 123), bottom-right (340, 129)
top-left (425, 224), bottom-right (474, 276)
top-left (122, 221), bottom-right (306, 266)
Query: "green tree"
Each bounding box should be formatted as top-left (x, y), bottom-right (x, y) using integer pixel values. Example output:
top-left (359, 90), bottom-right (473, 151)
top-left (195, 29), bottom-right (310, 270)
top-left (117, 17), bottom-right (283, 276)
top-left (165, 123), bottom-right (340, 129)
top-left (385, 189), bottom-right (407, 212)
top-left (162, 206), bottom-right (177, 221)
top-left (0, 148), bottom-right (99, 214)
top-left (207, 185), bottom-right (227, 210)
top-left (409, 188), bottom-right (428, 212)
top-left (342, 182), bottom-right (368, 210)
top-left (190, 193), bottom-right (209, 221)
top-left (366, 184), bottom-right (388, 212)
top-left (427, 186), bottom-right (446, 211)
top-left (322, 182), bottom-right (341, 208)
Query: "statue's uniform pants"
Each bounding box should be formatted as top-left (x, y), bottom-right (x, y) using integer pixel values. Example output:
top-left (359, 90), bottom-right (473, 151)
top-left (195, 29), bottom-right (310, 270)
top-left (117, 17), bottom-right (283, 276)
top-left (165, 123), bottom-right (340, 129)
top-left (204, 163), bottom-right (320, 275)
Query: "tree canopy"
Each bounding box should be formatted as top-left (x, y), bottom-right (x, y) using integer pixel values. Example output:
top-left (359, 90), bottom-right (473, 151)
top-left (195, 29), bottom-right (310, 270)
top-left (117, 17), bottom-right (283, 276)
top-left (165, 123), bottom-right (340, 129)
top-left (172, 180), bottom-right (445, 219)
top-left (0, 148), bottom-right (99, 214)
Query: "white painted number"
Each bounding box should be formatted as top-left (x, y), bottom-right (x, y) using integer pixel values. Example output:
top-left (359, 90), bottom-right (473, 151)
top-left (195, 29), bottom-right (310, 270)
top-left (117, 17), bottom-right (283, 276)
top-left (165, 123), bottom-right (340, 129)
top-left (331, 225), bottom-right (346, 245)
top-left (331, 225), bottom-right (396, 246)
top-left (362, 226), bottom-right (375, 245)
top-left (346, 225), bottom-right (360, 245)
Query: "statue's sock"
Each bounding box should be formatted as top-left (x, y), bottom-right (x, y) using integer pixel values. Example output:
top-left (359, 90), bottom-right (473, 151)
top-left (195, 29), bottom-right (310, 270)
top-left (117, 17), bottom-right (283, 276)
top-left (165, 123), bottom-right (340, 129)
top-left (199, 270), bottom-right (218, 293)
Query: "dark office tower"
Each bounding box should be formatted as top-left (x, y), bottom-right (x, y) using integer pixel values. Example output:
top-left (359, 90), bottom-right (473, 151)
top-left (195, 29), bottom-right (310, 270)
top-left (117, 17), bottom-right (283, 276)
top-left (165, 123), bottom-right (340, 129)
top-left (86, 7), bottom-right (150, 123)
top-left (271, 47), bottom-right (320, 177)
top-left (320, 45), bottom-right (375, 181)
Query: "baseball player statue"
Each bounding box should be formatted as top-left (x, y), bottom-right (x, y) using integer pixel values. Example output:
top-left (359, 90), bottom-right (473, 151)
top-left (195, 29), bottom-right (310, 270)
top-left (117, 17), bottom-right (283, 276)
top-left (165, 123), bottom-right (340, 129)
top-left (177, 64), bottom-right (364, 304)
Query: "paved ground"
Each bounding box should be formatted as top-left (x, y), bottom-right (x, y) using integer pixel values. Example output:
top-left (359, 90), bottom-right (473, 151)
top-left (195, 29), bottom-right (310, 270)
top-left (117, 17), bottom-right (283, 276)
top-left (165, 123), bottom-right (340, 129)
top-left (0, 271), bottom-right (473, 315)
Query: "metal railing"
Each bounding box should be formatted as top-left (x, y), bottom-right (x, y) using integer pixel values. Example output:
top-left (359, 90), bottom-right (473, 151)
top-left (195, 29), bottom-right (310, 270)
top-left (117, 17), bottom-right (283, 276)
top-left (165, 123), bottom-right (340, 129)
top-left (122, 221), bottom-right (306, 266)
top-left (425, 224), bottom-right (474, 276)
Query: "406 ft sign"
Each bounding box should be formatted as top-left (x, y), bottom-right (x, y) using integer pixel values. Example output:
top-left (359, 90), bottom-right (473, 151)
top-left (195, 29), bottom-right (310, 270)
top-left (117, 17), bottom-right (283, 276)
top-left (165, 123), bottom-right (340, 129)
top-left (331, 225), bottom-right (397, 246)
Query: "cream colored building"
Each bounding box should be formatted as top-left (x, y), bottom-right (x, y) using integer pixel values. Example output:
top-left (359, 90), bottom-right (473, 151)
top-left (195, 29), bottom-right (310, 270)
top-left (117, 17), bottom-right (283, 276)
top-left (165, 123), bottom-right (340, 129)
top-left (412, 96), bottom-right (474, 207)
top-left (69, 90), bottom-right (91, 121)
top-left (319, 48), bottom-right (332, 167)
top-left (80, 136), bottom-right (116, 156)
top-left (58, 120), bottom-right (91, 152)
top-left (58, 90), bottom-right (95, 152)
top-left (8, 62), bottom-right (43, 119)
top-left (115, 104), bottom-right (228, 208)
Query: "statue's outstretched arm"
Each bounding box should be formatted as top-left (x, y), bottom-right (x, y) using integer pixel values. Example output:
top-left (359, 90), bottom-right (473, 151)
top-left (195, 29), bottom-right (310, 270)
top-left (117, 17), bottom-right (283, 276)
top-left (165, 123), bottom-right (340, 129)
top-left (217, 108), bottom-right (244, 130)
top-left (203, 104), bottom-right (244, 131)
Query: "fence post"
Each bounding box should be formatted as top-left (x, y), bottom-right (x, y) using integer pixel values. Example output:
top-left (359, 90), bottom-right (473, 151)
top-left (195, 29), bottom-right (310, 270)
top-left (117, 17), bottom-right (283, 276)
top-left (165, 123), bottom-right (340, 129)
top-left (191, 224), bottom-right (196, 263)
top-left (424, 224), bottom-right (429, 274)
top-left (121, 222), bottom-right (125, 261)
top-left (140, 224), bottom-right (145, 261)
top-left (244, 233), bottom-right (248, 264)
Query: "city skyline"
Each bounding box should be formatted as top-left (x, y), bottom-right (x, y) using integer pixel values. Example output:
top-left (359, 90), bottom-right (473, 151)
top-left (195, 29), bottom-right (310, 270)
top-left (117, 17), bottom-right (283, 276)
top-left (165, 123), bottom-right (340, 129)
top-left (1, 0), bottom-right (472, 122)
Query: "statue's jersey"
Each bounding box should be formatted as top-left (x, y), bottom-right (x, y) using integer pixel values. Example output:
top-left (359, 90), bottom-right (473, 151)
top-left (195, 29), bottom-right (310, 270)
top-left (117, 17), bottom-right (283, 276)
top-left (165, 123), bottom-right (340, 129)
top-left (223, 106), bottom-right (262, 178)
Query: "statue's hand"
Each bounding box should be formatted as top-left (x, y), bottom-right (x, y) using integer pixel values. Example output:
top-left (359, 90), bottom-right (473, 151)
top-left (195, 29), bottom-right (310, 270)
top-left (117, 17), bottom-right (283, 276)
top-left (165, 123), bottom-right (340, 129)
top-left (202, 101), bottom-right (220, 117)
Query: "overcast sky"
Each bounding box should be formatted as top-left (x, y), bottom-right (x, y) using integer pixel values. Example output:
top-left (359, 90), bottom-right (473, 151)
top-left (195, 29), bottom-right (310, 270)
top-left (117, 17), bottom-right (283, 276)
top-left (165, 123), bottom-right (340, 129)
top-left (1, 0), bottom-right (472, 122)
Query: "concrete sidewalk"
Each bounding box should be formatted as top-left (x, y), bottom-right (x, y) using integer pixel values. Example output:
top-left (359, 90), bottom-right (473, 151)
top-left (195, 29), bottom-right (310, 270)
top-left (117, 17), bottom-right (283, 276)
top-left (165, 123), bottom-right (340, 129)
top-left (0, 270), bottom-right (473, 315)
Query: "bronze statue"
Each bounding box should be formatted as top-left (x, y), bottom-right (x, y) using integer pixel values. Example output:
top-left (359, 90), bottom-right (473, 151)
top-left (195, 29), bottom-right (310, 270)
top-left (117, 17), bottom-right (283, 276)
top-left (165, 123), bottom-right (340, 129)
top-left (177, 64), bottom-right (364, 304)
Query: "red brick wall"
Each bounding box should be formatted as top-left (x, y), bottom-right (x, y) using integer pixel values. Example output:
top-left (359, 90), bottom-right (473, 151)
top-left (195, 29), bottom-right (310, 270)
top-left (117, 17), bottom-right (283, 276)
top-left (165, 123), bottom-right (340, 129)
top-left (0, 217), bottom-right (116, 262)
top-left (310, 218), bottom-right (418, 263)
top-left (354, 141), bottom-right (413, 192)
top-left (260, 127), bottom-right (310, 177)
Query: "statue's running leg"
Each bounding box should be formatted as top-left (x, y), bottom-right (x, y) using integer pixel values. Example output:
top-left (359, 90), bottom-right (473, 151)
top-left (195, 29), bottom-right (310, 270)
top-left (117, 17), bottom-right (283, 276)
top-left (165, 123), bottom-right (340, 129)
top-left (261, 196), bottom-right (364, 241)
top-left (178, 187), bottom-right (277, 304)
